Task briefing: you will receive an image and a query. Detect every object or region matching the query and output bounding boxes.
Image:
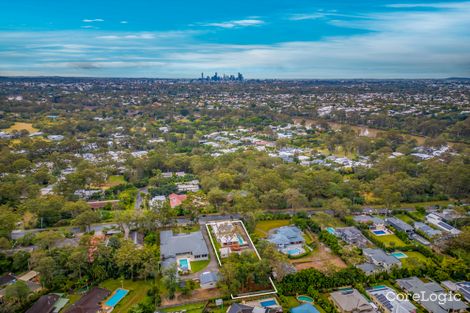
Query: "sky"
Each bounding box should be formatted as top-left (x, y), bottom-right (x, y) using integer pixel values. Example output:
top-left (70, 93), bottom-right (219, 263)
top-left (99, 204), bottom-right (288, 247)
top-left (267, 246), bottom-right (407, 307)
top-left (0, 0), bottom-right (469, 78)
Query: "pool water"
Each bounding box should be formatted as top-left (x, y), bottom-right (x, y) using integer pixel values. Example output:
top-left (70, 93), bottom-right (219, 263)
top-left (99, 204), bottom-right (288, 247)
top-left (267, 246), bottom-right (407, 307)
top-left (105, 288), bottom-right (129, 307)
top-left (326, 227), bottom-right (335, 234)
top-left (260, 299), bottom-right (277, 307)
top-left (297, 295), bottom-right (314, 303)
top-left (237, 234), bottom-right (244, 245)
top-left (391, 252), bottom-right (408, 259)
top-left (287, 248), bottom-right (301, 255)
top-left (372, 230), bottom-right (386, 235)
top-left (179, 258), bottom-right (189, 269)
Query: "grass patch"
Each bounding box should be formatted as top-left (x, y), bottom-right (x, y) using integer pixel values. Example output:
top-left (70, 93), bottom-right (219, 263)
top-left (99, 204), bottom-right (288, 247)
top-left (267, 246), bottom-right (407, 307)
top-left (6, 122), bottom-right (38, 133)
top-left (162, 301), bottom-right (207, 313)
top-left (371, 233), bottom-right (407, 248)
top-left (100, 279), bottom-right (151, 313)
top-left (401, 251), bottom-right (433, 269)
top-left (254, 219), bottom-right (290, 237)
top-left (191, 259), bottom-right (210, 273)
top-left (311, 212), bottom-right (346, 227)
top-left (281, 296), bottom-right (300, 310)
top-left (174, 224), bottom-right (201, 234)
top-left (394, 214), bottom-right (415, 224)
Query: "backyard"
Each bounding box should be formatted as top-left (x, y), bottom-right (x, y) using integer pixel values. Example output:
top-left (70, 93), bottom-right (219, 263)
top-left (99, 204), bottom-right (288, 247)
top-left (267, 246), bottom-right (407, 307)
top-left (400, 251), bottom-right (433, 269)
top-left (370, 232), bottom-right (407, 248)
top-left (99, 279), bottom-right (151, 313)
top-left (254, 219), bottom-right (291, 237)
top-left (5, 122), bottom-right (39, 133)
top-left (311, 213), bottom-right (346, 227)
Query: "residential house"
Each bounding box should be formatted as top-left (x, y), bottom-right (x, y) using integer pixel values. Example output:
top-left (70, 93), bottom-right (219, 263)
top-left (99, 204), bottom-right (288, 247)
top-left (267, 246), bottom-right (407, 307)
top-left (426, 214), bottom-right (461, 235)
top-left (267, 226), bottom-right (305, 252)
top-left (160, 230), bottom-right (209, 269)
top-left (456, 282), bottom-right (470, 303)
top-left (330, 289), bottom-right (375, 313)
top-left (413, 222), bottom-right (442, 238)
top-left (199, 271), bottom-right (219, 289)
top-left (385, 217), bottom-right (414, 234)
top-left (367, 286), bottom-right (416, 313)
top-left (149, 195), bottom-right (166, 208)
top-left (362, 248), bottom-right (401, 270)
top-left (64, 287), bottom-right (110, 313)
top-left (397, 277), bottom-right (467, 313)
top-left (335, 227), bottom-right (371, 248)
top-left (353, 215), bottom-right (385, 229)
top-left (25, 294), bottom-right (60, 313)
top-left (169, 193), bottom-right (187, 208)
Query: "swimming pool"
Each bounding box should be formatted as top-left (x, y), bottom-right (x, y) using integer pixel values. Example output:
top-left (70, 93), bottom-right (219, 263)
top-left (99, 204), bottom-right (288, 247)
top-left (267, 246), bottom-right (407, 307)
top-left (326, 227), bottom-right (335, 234)
top-left (237, 234), bottom-right (244, 245)
top-left (179, 258), bottom-right (189, 269)
top-left (105, 288), bottom-right (129, 307)
top-left (287, 248), bottom-right (302, 255)
top-left (391, 252), bottom-right (408, 259)
top-left (297, 295), bottom-right (314, 303)
top-left (372, 230), bottom-right (386, 235)
top-left (260, 299), bottom-right (277, 307)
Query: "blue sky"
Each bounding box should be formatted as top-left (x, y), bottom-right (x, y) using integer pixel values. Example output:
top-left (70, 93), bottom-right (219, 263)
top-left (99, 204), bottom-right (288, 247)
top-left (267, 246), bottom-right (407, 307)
top-left (0, 0), bottom-right (469, 78)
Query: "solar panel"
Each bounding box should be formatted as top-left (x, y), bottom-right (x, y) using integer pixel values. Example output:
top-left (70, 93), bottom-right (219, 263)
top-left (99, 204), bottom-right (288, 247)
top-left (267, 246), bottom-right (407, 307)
top-left (438, 222), bottom-right (453, 230)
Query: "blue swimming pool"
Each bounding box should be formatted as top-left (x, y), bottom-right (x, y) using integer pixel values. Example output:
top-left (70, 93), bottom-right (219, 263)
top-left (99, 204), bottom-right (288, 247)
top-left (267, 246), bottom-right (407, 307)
top-left (372, 230), bottom-right (386, 235)
top-left (105, 288), bottom-right (129, 307)
top-left (391, 252), bottom-right (408, 259)
top-left (287, 248), bottom-right (301, 255)
top-left (326, 227), bottom-right (335, 234)
top-left (260, 299), bottom-right (277, 307)
top-left (237, 234), bottom-right (244, 244)
top-left (179, 258), bottom-right (189, 269)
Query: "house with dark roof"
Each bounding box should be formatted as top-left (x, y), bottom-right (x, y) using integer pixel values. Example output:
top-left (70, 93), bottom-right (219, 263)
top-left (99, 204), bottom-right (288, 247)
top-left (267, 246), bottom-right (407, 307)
top-left (330, 289), bottom-right (375, 313)
top-left (64, 287), bottom-right (110, 313)
top-left (0, 273), bottom-right (16, 287)
top-left (25, 294), bottom-right (60, 313)
top-left (385, 217), bottom-right (414, 234)
top-left (335, 227), bottom-right (371, 248)
top-left (362, 248), bottom-right (401, 270)
top-left (396, 277), bottom-right (467, 313)
top-left (160, 230), bottom-right (209, 269)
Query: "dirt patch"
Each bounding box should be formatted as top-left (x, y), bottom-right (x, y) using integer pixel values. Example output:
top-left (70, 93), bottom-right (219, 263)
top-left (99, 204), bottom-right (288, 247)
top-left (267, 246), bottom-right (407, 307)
top-left (290, 243), bottom-right (347, 272)
top-left (161, 288), bottom-right (222, 306)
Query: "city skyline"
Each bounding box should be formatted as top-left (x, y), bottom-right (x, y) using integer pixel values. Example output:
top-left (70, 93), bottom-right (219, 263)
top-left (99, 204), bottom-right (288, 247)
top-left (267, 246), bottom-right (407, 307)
top-left (1, 0), bottom-right (470, 78)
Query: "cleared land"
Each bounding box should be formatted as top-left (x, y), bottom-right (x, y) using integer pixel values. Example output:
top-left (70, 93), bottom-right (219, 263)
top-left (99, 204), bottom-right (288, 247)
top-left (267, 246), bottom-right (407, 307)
top-left (101, 175), bottom-right (126, 189)
top-left (311, 213), bottom-right (346, 227)
top-left (290, 235), bottom-right (347, 272)
top-left (401, 251), bottom-right (433, 269)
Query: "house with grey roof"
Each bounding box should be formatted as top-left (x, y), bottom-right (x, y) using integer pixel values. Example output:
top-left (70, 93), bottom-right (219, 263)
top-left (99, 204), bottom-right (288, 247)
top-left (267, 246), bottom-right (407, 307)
top-left (335, 227), bottom-right (371, 248)
top-left (413, 222), bottom-right (442, 238)
top-left (199, 271), bottom-right (219, 289)
top-left (330, 289), bottom-right (375, 313)
top-left (356, 263), bottom-right (381, 276)
top-left (396, 277), bottom-right (467, 313)
top-left (267, 226), bottom-right (305, 251)
top-left (353, 215), bottom-right (385, 228)
top-left (367, 286), bottom-right (416, 313)
top-left (160, 230), bottom-right (209, 269)
top-left (362, 248), bottom-right (401, 270)
top-left (385, 217), bottom-right (414, 234)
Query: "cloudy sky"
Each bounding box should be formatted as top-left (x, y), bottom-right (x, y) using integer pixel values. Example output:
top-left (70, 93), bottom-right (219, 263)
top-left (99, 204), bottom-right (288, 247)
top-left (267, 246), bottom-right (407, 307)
top-left (0, 0), bottom-right (469, 78)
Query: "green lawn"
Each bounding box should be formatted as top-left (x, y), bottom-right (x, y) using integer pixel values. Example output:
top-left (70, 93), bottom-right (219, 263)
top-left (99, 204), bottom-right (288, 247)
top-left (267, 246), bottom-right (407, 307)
top-left (371, 233), bottom-right (407, 248)
top-left (100, 279), bottom-right (151, 313)
top-left (311, 212), bottom-right (346, 227)
top-left (254, 219), bottom-right (291, 237)
top-left (394, 214), bottom-right (415, 224)
top-left (191, 259), bottom-right (210, 273)
top-left (281, 296), bottom-right (300, 310)
top-left (162, 301), bottom-right (207, 313)
top-left (401, 251), bottom-right (433, 269)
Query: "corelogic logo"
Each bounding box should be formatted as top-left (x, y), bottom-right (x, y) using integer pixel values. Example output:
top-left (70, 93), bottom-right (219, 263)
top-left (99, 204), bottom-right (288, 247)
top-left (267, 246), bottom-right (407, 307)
top-left (385, 291), bottom-right (462, 305)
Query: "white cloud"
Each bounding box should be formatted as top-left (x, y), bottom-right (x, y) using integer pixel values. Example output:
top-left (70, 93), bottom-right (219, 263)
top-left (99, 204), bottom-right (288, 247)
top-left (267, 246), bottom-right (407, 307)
top-left (288, 13), bottom-right (326, 21)
top-left (97, 33), bottom-right (155, 40)
top-left (202, 19), bottom-right (264, 28)
top-left (82, 18), bottom-right (104, 23)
